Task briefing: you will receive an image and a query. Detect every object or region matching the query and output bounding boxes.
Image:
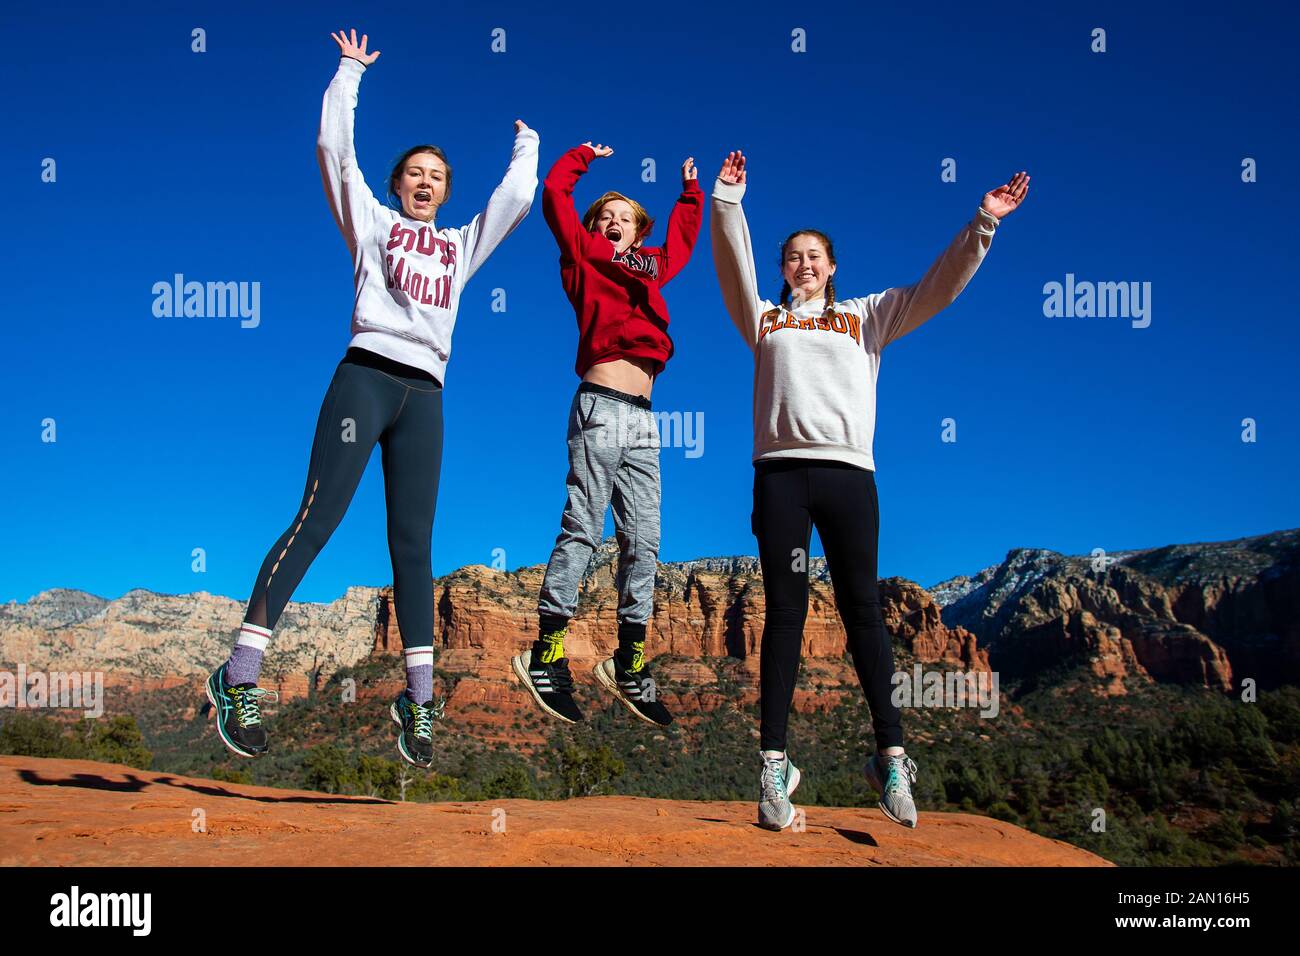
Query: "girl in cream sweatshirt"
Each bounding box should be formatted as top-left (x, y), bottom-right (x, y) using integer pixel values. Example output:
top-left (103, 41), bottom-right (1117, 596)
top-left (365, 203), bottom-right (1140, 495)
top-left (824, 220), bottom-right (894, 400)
top-left (710, 149), bottom-right (1029, 830)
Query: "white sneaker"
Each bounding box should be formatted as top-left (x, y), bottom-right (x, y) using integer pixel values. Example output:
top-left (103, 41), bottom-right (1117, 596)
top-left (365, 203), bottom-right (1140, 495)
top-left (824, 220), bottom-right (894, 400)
top-left (757, 751), bottom-right (802, 830)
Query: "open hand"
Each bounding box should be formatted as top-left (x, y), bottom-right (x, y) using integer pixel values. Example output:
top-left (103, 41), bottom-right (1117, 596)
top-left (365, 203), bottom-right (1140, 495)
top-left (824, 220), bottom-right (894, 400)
top-left (718, 150), bottom-right (746, 185)
top-left (582, 142), bottom-right (615, 158)
top-left (982, 171), bottom-right (1030, 218)
top-left (331, 29), bottom-right (380, 65)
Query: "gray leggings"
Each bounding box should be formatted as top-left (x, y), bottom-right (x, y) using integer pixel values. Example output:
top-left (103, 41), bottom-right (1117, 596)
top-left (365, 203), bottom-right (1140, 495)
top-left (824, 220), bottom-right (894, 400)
top-left (244, 347), bottom-right (443, 650)
top-left (537, 382), bottom-right (662, 626)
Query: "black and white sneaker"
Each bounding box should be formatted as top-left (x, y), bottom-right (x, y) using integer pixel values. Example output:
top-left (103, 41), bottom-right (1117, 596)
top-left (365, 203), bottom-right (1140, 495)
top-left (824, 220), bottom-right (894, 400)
top-left (594, 656), bottom-right (673, 726)
top-left (511, 647), bottom-right (584, 723)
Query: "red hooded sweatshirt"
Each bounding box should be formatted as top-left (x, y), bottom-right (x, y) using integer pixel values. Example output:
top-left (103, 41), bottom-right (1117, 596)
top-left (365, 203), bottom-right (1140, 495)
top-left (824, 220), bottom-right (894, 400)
top-left (542, 144), bottom-right (703, 378)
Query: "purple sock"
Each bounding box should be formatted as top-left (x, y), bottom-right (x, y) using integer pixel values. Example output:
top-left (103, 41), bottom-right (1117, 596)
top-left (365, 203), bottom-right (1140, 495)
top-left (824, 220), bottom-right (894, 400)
top-left (225, 622), bottom-right (271, 685)
top-left (404, 646), bottom-right (434, 704)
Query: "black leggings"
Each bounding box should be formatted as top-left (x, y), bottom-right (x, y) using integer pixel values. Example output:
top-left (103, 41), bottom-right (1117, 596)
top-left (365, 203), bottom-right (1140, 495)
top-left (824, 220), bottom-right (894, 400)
top-left (752, 458), bottom-right (903, 753)
top-left (243, 347), bottom-right (444, 651)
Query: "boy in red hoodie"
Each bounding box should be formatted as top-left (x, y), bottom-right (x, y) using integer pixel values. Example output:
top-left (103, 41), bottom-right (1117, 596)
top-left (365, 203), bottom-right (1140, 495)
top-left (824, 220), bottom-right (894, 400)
top-left (511, 141), bottom-right (702, 727)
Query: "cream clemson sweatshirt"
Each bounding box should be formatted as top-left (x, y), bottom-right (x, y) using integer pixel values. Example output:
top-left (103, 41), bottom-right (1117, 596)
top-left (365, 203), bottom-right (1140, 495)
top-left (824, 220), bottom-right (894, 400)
top-left (710, 177), bottom-right (999, 470)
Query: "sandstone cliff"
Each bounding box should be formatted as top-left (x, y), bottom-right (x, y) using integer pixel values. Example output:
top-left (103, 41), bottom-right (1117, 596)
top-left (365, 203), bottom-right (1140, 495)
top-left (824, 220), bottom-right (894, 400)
top-left (932, 528), bottom-right (1299, 694)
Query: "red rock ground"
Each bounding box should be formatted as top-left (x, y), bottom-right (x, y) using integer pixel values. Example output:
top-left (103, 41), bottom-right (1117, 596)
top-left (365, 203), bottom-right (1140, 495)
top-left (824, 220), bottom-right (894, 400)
top-left (0, 756), bottom-right (1109, 867)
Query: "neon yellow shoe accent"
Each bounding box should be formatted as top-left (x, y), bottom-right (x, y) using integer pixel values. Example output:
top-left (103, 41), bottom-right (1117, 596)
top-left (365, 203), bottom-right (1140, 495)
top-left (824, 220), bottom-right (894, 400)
top-left (539, 626), bottom-right (567, 664)
top-left (627, 640), bottom-right (646, 673)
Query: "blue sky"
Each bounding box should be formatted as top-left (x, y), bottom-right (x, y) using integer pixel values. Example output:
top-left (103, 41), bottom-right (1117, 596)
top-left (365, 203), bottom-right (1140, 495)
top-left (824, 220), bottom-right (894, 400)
top-left (3, 0), bottom-right (1297, 606)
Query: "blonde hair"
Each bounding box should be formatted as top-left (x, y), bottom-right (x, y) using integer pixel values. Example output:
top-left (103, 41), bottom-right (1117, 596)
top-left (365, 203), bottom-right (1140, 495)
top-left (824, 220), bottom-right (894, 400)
top-left (582, 191), bottom-right (654, 248)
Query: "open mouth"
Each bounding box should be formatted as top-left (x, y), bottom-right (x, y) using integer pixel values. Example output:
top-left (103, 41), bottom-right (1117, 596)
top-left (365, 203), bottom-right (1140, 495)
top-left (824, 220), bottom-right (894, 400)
top-left (414, 191), bottom-right (432, 204)
top-left (605, 227), bottom-right (622, 242)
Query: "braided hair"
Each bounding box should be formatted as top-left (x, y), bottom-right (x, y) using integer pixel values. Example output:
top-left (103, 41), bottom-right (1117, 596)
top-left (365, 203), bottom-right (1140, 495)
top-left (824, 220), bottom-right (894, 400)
top-left (777, 229), bottom-right (837, 318)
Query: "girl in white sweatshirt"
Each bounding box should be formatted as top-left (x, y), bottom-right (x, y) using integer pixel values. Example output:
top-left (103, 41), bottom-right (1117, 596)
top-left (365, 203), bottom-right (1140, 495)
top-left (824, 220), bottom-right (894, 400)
top-left (205, 30), bottom-right (538, 771)
top-left (710, 149), bottom-right (1028, 829)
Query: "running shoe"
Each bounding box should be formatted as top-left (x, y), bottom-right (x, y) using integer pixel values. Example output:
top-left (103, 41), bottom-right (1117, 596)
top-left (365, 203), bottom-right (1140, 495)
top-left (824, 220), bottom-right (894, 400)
top-left (511, 647), bottom-right (584, 723)
top-left (594, 655), bottom-right (673, 726)
top-left (389, 691), bottom-right (443, 768)
top-left (757, 752), bottom-right (802, 830)
top-left (864, 752), bottom-right (919, 828)
top-left (205, 664), bottom-right (277, 758)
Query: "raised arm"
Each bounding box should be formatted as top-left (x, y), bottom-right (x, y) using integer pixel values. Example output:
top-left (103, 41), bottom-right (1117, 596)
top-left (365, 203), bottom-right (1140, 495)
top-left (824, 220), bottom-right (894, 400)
top-left (658, 156), bottom-right (703, 286)
top-left (461, 120), bottom-right (540, 284)
top-left (864, 170), bottom-right (1029, 350)
top-left (541, 143), bottom-right (604, 263)
top-left (709, 151), bottom-right (765, 351)
top-left (317, 30), bottom-right (385, 251)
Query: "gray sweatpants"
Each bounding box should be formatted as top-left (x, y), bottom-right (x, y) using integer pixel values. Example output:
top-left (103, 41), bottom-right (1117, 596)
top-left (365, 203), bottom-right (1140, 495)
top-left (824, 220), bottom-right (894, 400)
top-left (537, 383), bottom-right (662, 625)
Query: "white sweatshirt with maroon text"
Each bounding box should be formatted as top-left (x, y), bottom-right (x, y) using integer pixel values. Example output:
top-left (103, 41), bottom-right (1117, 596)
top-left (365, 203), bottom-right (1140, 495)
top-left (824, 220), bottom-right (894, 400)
top-left (318, 56), bottom-right (539, 383)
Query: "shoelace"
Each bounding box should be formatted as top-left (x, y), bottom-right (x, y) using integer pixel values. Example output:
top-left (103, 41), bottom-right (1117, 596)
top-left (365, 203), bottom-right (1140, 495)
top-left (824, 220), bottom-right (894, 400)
top-left (761, 758), bottom-right (789, 802)
top-left (539, 659), bottom-right (575, 695)
top-left (411, 700), bottom-right (435, 740)
top-left (883, 755), bottom-right (918, 796)
top-left (407, 696), bottom-right (446, 740)
top-left (618, 661), bottom-right (653, 701)
top-left (231, 686), bottom-right (278, 728)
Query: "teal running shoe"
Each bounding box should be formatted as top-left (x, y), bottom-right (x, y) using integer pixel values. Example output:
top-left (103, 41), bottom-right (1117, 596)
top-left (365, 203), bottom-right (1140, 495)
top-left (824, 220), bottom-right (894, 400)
top-left (865, 752), bottom-right (919, 828)
top-left (757, 751), bottom-right (802, 830)
top-left (390, 691), bottom-right (443, 768)
top-left (205, 664), bottom-right (277, 758)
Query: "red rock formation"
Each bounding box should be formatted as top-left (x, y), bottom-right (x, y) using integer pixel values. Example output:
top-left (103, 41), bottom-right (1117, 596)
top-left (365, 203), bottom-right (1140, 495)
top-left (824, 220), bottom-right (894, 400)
top-left (357, 559), bottom-right (989, 735)
top-left (934, 530), bottom-right (1300, 694)
top-left (13, 530), bottom-right (1289, 721)
top-left (375, 564), bottom-right (982, 670)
